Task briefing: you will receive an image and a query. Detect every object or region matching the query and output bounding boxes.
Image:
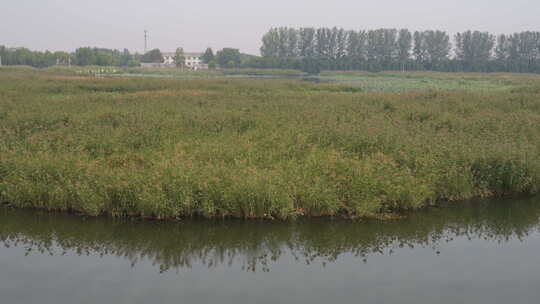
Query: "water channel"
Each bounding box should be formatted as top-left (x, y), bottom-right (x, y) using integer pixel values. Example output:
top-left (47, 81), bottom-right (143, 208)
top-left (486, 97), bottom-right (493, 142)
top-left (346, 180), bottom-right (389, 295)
top-left (1, 197), bottom-right (539, 303)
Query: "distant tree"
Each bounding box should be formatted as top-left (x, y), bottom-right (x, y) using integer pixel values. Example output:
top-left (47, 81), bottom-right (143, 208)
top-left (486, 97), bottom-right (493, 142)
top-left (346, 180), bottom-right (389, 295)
top-left (397, 29), bottom-right (412, 70)
top-left (51, 51), bottom-right (67, 65)
top-left (381, 29), bottom-right (398, 68)
top-left (507, 32), bottom-right (540, 73)
top-left (141, 49), bottom-right (163, 63)
top-left (201, 47), bottom-right (214, 64)
top-left (287, 27), bottom-right (299, 57)
top-left (495, 35), bottom-right (509, 61)
top-left (366, 30), bottom-right (381, 64)
top-left (277, 27), bottom-right (290, 57)
top-left (493, 34), bottom-right (508, 71)
top-left (423, 30), bottom-right (451, 69)
top-left (316, 28), bottom-right (331, 57)
top-left (413, 31), bottom-right (427, 66)
top-left (298, 28), bottom-right (316, 57)
top-left (455, 31), bottom-right (495, 71)
top-left (0, 45), bottom-right (6, 64)
top-left (216, 48), bottom-right (241, 67)
top-left (346, 30), bottom-right (360, 59)
top-left (118, 49), bottom-right (133, 67)
top-left (74, 47), bottom-right (97, 66)
top-left (335, 28), bottom-right (347, 59)
top-left (366, 29), bottom-right (398, 69)
top-left (95, 49), bottom-right (114, 66)
top-left (71, 47), bottom-right (136, 67)
top-left (174, 47), bottom-right (185, 68)
top-left (261, 28), bottom-right (280, 57)
top-left (351, 30), bottom-right (368, 61)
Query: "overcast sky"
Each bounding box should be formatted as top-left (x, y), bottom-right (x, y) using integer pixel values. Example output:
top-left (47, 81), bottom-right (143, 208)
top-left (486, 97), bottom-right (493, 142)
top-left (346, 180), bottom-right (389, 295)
top-left (1, 0), bottom-right (538, 55)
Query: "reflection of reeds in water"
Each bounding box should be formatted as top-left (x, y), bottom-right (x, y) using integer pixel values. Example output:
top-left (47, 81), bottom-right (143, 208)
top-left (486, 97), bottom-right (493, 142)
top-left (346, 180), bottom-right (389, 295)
top-left (1, 197), bottom-right (539, 273)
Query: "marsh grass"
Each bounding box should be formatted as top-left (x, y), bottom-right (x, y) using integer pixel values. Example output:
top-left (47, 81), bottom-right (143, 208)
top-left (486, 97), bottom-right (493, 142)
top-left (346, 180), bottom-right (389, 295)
top-left (1, 67), bottom-right (540, 219)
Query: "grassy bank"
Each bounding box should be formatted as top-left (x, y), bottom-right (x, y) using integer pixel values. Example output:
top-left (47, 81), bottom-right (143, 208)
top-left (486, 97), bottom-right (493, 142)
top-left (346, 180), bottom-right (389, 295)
top-left (1, 67), bottom-right (540, 219)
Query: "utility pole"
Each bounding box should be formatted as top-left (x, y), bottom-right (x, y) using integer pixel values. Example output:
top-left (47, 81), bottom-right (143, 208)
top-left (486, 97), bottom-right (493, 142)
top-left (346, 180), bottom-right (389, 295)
top-left (144, 30), bottom-right (148, 53)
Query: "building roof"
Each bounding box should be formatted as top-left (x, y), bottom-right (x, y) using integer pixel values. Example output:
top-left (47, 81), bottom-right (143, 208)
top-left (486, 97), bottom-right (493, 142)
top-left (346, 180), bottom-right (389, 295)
top-left (162, 52), bottom-right (202, 57)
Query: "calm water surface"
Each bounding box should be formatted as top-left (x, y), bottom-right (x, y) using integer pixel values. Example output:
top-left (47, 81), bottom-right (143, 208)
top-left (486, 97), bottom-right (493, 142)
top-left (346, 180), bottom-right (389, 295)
top-left (1, 197), bottom-right (540, 304)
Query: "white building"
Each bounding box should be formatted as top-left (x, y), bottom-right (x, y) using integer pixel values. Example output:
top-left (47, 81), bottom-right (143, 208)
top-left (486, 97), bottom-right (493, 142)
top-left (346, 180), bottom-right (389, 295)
top-left (162, 52), bottom-right (176, 66)
top-left (159, 52), bottom-right (208, 70)
top-left (184, 52), bottom-right (204, 69)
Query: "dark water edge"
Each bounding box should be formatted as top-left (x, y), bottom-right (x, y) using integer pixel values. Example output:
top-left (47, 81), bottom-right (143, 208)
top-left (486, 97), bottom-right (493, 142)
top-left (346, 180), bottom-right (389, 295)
top-left (1, 196), bottom-right (540, 304)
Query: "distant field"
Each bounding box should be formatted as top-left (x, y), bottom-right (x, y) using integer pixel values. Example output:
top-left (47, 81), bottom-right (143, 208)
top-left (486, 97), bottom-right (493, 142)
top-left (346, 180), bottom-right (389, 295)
top-left (33, 65), bottom-right (540, 92)
top-left (316, 71), bottom-right (522, 92)
top-left (1, 67), bottom-right (539, 219)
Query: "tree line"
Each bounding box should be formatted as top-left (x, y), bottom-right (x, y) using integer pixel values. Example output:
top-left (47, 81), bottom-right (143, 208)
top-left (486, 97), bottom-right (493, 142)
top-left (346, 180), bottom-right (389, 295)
top-left (0, 46), bottom-right (140, 68)
top-left (254, 27), bottom-right (540, 73)
top-left (0, 45), bottom-right (245, 69)
top-left (3, 28), bottom-right (540, 73)
top-left (0, 46), bottom-right (71, 68)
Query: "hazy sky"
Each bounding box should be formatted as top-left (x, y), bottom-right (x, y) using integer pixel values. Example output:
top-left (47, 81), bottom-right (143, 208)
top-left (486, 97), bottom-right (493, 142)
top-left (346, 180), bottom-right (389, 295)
top-left (1, 0), bottom-right (538, 55)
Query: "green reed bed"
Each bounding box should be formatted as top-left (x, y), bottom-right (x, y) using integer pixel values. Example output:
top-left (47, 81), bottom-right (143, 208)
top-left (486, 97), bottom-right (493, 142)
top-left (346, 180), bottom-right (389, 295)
top-left (1, 67), bottom-right (539, 219)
